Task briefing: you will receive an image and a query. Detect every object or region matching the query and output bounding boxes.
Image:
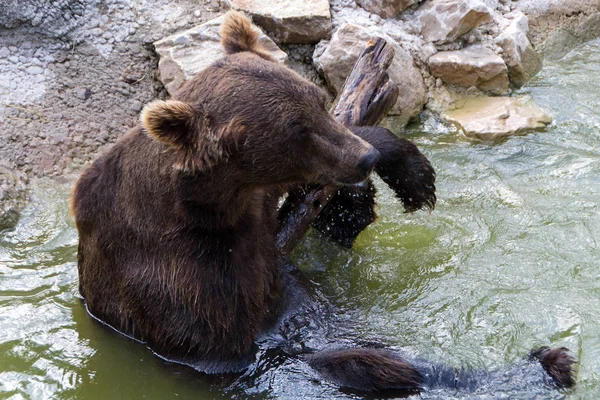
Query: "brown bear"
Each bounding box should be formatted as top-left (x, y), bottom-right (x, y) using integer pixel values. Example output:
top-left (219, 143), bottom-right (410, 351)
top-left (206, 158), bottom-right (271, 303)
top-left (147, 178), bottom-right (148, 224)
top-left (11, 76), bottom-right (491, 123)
top-left (72, 10), bottom-right (383, 374)
top-left (71, 11), bottom-right (575, 394)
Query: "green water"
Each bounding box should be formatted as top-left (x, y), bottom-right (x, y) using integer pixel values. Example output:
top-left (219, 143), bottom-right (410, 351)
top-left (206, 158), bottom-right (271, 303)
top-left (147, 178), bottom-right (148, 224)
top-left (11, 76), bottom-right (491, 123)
top-left (2, 39), bottom-right (600, 399)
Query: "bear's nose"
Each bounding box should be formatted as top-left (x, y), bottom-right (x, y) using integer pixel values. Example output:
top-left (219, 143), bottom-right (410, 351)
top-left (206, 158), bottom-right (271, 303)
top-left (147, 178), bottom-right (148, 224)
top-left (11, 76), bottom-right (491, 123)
top-left (357, 147), bottom-right (380, 177)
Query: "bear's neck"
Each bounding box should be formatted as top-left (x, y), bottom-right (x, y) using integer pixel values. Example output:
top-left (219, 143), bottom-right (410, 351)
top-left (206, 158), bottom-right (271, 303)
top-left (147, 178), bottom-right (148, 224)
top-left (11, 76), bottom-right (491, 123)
top-left (175, 170), bottom-right (281, 233)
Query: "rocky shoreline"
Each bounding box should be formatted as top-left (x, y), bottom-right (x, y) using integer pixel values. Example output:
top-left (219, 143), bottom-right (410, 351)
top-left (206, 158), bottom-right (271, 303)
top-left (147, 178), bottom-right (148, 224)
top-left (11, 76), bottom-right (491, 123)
top-left (1, 0), bottom-right (599, 226)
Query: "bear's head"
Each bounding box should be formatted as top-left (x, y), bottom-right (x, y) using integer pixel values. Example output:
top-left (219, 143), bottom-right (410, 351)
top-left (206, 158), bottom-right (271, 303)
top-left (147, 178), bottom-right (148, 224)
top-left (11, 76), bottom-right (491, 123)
top-left (141, 11), bottom-right (380, 187)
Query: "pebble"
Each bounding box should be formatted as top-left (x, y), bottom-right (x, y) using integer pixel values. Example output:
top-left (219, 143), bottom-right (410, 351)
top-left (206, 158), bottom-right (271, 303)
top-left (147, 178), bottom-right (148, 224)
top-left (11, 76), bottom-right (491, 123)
top-left (129, 101), bottom-right (143, 113)
top-left (75, 87), bottom-right (92, 100)
top-left (0, 47), bottom-right (9, 58)
top-left (96, 130), bottom-right (109, 143)
top-left (26, 66), bottom-right (44, 75)
top-left (89, 28), bottom-right (103, 37)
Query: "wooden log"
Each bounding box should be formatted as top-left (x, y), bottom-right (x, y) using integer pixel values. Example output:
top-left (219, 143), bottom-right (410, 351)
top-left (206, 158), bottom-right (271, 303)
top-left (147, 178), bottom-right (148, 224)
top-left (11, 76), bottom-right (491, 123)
top-left (331, 38), bottom-right (398, 127)
top-left (277, 37), bottom-right (399, 255)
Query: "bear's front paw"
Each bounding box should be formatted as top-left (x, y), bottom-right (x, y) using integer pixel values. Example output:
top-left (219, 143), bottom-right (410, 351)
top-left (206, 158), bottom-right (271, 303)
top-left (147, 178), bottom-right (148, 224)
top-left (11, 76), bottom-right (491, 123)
top-left (377, 138), bottom-right (436, 213)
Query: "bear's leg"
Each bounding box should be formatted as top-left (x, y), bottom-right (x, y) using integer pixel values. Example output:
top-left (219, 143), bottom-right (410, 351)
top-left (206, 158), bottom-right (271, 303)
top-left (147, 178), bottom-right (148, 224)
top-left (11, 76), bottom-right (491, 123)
top-left (311, 126), bottom-right (436, 247)
top-left (307, 346), bottom-right (576, 393)
top-left (312, 181), bottom-right (377, 248)
top-left (350, 126), bottom-right (436, 213)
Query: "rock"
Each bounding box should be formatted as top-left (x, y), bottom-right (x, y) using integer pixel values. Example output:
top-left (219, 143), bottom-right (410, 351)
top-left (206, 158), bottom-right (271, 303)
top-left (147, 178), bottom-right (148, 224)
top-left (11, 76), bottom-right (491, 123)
top-left (418, 0), bottom-right (493, 44)
top-left (0, 0), bottom-right (92, 38)
top-left (223, 0), bottom-right (332, 44)
top-left (26, 66), bottom-right (44, 75)
top-left (518, 0), bottom-right (600, 59)
top-left (75, 87), bottom-right (91, 100)
top-left (154, 15), bottom-right (288, 96)
top-left (441, 95), bottom-right (552, 139)
top-left (428, 45), bottom-right (509, 95)
top-left (0, 164), bottom-right (29, 230)
top-left (314, 24), bottom-right (427, 127)
top-left (495, 11), bottom-right (542, 88)
top-left (129, 100), bottom-right (143, 113)
top-left (356, 0), bottom-right (421, 19)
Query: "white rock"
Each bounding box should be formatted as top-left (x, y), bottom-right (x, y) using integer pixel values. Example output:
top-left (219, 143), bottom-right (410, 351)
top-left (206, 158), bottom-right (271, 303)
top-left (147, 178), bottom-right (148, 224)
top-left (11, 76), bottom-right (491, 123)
top-left (418, 0), bottom-right (493, 44)
top-left (429, 45), bottom-right (509, 95)
top-left (314, 24), bottom-right (427, 127)
top-left (441, 95), bottom-right (552, 139)
top-left (26, 66), bottom-right (44, 75)
top-left (154, 15), bottom-right (288, 96)
top-left (223, 0), bottom-right (332, 43)
top-left (495, 11), bottom-right (542, 87)
top-left (356, 0), bottom-right (421, 19)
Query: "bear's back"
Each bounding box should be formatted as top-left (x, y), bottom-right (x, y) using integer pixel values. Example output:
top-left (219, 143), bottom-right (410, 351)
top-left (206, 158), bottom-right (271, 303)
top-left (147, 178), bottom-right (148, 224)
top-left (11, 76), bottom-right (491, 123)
top-left (71, 124), bottom-right (283, 368)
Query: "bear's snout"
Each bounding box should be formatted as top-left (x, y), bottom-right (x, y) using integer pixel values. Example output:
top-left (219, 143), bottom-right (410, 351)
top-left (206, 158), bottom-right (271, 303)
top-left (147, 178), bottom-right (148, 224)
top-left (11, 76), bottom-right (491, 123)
top-left (356, 147), bottom-right (380, 179)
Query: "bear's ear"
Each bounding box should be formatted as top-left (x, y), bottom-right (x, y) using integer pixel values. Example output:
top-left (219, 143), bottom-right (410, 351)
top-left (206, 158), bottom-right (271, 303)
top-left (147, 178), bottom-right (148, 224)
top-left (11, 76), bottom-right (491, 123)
top-left (141, 99), bottom-right (198, 149)
top-left (220, 11), bottom-right (275, 62)
top-left (141, 99), bottom-right (240, 172)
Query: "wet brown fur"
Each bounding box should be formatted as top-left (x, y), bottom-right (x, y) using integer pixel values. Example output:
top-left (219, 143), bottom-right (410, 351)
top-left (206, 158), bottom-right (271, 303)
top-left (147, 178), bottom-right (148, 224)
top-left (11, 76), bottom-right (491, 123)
top-left (71, 11), bottom-right (575, 392)
top-left (308, 348), bottom-right (424, 392)
top-left (72, 11), bottom-right (378, 372)
top-left (530, 346), bottom-right (577, 388)
top-left (220, 11), bottom-right (275, 61)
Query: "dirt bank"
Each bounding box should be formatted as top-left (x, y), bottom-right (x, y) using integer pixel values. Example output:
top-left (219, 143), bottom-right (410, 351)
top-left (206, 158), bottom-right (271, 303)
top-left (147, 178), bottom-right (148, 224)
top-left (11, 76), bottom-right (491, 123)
top-left (0, 0), bottom-right (222, 177)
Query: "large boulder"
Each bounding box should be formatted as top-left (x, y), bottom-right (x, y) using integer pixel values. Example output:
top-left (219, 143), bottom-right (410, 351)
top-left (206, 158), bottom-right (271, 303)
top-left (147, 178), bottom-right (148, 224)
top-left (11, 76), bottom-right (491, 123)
top-left (154, 15), bottom-right (287, 96)
top-left (418, 0), bottom-right (493, 44)
top-left (222, 0), bottom-right (332, 43)
top-left (429, 46), bottom-right (509, 95)
top-left (441, 95), bottom-right (553, 139)
top-left (495, 11), bottom-right (542, 88)
top-left (356, 0), bottom-right (421, 19)
top-left (314, 24), bottom-right (427, 127)
top-left (0, 165), bottom-right (29, 231)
